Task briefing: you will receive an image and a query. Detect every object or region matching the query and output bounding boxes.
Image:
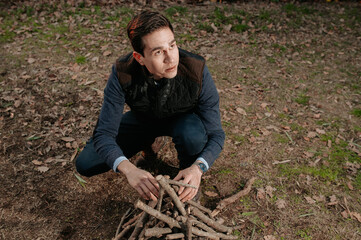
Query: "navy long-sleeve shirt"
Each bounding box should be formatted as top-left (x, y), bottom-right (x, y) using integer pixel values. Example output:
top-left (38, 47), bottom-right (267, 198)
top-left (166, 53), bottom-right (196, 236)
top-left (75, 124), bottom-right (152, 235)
top-left (93, 60), bottom-right (225, 172)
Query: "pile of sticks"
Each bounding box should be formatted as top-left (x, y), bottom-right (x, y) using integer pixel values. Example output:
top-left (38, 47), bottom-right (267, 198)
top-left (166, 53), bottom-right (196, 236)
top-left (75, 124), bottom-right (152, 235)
top-left (113, 175), bottom-right (244, 240)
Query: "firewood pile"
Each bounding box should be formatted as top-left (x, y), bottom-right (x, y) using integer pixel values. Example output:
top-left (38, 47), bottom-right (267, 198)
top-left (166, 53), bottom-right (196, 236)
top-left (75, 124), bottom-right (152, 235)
top-left (112, 175), bottom-right (258, 240)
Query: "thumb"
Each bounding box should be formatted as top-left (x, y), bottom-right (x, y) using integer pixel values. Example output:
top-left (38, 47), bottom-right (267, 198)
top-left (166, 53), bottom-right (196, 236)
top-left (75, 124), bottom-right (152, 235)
top-left (173, 171), bottom-right (183, 181)
top-left (173, 171), bottom-right (185, 194)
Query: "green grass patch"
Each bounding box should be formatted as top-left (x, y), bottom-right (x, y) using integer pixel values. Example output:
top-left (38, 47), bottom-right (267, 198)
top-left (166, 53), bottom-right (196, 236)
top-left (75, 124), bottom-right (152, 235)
top-left (0, 30), bottom-right (16, 43)
top-left (273, 133), bottom-right (289, 143)
top-left (294, 94), bottom-right (310, 105)
top-left (75, 55), bottom-right (87, 64)
top-left (351, 108), bottom-right (361, 118)
top-left (355, 173), bottom-right (361, 190)
top-left (197, 23), bottom-right (214, 33)
top-left (165, 6), bottom-right (187, 17)
top-left (217, 168), bottom-right (233, 175)
top-left (232, 24), bottom-right (248, 33)
top-left (279, 164), bottom-right (340, 182)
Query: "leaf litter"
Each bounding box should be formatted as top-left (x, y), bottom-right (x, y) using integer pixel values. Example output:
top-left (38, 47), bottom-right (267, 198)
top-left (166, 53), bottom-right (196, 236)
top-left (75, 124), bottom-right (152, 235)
top-left (1, 1), bottom-right (360, 239)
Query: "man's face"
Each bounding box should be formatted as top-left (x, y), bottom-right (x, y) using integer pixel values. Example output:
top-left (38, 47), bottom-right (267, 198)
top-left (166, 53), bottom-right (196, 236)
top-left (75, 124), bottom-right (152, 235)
top-left (134, 27), bottom-right (179, 80)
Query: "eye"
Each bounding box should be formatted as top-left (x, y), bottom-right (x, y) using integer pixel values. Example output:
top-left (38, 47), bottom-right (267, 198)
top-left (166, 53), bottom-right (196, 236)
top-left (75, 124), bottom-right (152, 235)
top-left (170, 42), bottom-right (176, 49)
top-left (154, 50), bottom-right (162, 56)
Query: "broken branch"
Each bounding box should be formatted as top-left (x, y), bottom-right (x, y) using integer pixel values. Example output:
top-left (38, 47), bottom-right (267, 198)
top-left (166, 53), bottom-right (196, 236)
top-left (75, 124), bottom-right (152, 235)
top-left (212, 177), bottom-right (256, 217)
top-left (135, 200), bottom-right (181, 229)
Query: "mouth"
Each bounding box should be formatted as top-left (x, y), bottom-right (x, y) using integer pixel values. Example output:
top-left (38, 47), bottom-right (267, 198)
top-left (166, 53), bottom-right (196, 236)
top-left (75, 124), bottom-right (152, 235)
top-left (165, 65), bottom-right (177, 72)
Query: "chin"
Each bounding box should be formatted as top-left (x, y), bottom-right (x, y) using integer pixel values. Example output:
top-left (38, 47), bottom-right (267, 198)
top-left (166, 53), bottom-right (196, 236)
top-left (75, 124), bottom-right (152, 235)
top-left (165, 71), bottom-right (177, 79)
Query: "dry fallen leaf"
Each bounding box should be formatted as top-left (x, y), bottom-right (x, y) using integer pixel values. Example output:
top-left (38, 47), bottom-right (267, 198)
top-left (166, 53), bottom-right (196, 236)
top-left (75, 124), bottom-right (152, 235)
top-left (61, 137), bottom-right (75, 142)
top-left (327, 195), bottom-right (338, 206)
top-left (275, 199), bottom-right (286, 209)
top-left (265, 186), bottom-right (275, 198)
top-left (103, 50), bottom-right (112, 56)
top-left (257, 188), bottom-right (266, 200)
top-left (32, 160), bottom-right (43, 166)
top-left (28, 58), bottom-right (36, 64)
top-left (351, 212), bottom-right (361, 222)
top-left (37, 166), bottom-right (49, 172)
top-left (264, 235), bottom-right (277, 240)
top-left (347, 181), bottom-right (354, 190)
top-left (204, 191), bottom-right (218, 197)
top-left (341, 210), bottom-right (349, 219)
top-left (304, 196), bottom-right (316, 204)
top-left (307, 131), bottom-right (317, 138)
top-left (236, 108), bottom-right (247, 116)
top-left (316, 128), bottom-right (326, 134)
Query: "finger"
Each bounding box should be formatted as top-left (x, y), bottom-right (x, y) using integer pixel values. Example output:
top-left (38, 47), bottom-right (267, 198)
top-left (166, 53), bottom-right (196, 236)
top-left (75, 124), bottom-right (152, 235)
top-left (139, 183), bottom-right (155, 201)
top-left (135, 186), bottom-right (149, 200)
top-left (149, 177), bottom-right (160, 191)
top-left (149, 192), bottom-right (157, 201)
top-left (179, 187), bottom-right (193, 202)
top-left (173, 172), bottom-right (183, 181)
top-left (144, 179), bottom-right (159, 198)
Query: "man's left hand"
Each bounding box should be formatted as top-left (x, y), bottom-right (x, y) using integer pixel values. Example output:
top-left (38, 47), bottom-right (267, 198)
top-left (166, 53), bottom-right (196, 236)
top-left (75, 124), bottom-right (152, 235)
top-left (173, 165), bottom-right (203, 202)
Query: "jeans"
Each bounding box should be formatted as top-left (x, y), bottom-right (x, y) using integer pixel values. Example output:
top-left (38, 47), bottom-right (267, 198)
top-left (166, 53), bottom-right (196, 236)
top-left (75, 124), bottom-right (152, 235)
top-left (75, 111), bottom-right (207, 177)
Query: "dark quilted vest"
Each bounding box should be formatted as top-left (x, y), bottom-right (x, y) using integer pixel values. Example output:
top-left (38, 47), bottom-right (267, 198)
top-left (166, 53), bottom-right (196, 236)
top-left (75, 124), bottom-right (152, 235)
top-left (115, 49), bottom-right (205, 120)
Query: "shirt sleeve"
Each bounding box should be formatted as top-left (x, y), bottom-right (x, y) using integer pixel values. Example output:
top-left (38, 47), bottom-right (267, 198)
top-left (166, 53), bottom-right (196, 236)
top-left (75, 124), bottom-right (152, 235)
top-left (195, 64), bottom-right (225, 168)
top-left (92, 64), bottom-right (128, 170)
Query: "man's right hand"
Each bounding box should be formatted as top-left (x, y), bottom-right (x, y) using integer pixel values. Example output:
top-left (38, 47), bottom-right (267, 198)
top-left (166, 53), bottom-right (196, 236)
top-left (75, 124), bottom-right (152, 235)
top-left (117, 160), bottom-right (159, 201)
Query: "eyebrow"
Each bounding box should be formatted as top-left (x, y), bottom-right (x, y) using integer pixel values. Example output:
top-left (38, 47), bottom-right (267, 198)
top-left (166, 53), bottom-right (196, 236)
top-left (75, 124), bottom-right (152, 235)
top-left (150, 39), bottom-right (176, 53)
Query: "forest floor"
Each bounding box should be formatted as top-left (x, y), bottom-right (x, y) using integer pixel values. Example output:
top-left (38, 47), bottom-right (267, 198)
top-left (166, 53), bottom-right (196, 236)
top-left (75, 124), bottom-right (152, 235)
top-left (1, 1), bottom-right (360, 239)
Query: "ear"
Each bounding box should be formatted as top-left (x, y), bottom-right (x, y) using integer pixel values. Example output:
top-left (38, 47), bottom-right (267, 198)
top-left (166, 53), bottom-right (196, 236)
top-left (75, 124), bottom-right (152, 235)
top-left (133, 51), bottom-right (144, 66)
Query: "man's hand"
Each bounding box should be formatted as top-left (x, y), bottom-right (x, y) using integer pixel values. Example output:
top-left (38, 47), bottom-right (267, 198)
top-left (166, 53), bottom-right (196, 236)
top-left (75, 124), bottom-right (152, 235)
top-left (117, 160), bottom-right (159, 201)
top-left (173, 164), bottom-right (203, 202)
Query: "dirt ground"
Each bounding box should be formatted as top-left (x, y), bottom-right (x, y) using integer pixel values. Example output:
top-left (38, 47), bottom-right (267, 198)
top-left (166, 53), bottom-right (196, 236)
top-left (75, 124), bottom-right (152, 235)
top-left (1, 0), bottom-right (360, 239)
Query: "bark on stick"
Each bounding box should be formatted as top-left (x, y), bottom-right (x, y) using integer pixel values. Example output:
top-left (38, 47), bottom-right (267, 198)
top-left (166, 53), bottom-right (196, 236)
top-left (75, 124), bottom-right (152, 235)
top-left (192, 227), bottom-right (238, 239)
top-left (165, 233), bottom-right (185, 239)
top-left (192, 207), bottom-right (232, 233)
top-left (145, 227), bottom-right (172, 237)
top-left (156, 175), bottom-right (187, 216)
top-left (129, 200), bottom-right (157, 240)
top-left (211, 177), bottom-right (256, 217)
top-left (135, 200), bottom-right (181, 229)
top-left (188, 199), bottom-right (213, 216)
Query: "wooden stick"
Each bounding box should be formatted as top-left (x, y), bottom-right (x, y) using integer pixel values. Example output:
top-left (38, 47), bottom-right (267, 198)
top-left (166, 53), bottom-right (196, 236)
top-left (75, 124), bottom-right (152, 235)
top-left (165, 233), bottom-right (185, 239)
top-left (187, 199), bottom-right (213, 216)
top-left (135, 200), bottom-right (181, 229)
top-left (156, 175), bottom-right (187, 216)
top-left (145, 227), bottom-right (172, 237)
top-left (212, 177), bottom-right (256, 217)
top-left (122, 212), bottom-right (141, 228)
top-left (156, 186), bottom-right (165, 212)
top-left (112, 221), bottom-right (136, 240)
top-left (186, 218), bottom-right (193, 240)
top-left (115, 207), bottom-right (131, 237)
top-left (191, 227), bottom-right (220, 240)
top-left (192, 227), bottom-right (238, 239)
top-left (168, 179), bottom-right (197, 189)
top-left (129, 201), bottom-right (157, 240)
top-left (191, 217), bottom-right (217, 233)
top-left (192, 207), bottom-right (232, 233)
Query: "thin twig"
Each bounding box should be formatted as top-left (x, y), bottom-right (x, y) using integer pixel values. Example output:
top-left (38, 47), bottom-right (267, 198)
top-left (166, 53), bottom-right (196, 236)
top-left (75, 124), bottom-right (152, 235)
top-left (115, 207), bottom-right (131, 237)
top-left (156, 175), bottom-right (187, 216)
top-left (192, 207), bottom-right (232, 233)
top-left (188, 200), bottom-right (213, 217)
top-left (284, 131), bottom-right (294, 144)
top-left (135, 200), bottom-right (181, 229)
top-left (212, 177), bottom-right (256, 217)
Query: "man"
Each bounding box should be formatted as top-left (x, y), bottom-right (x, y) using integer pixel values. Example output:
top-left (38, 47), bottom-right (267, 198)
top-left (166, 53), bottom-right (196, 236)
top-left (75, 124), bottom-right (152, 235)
top-left (76, 11), bottom-right (224, 202)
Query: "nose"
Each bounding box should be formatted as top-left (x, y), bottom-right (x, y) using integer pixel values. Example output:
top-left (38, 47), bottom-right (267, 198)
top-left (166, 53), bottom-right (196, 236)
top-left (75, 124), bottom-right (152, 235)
top-left (164, 51), bottom-right (174, 63)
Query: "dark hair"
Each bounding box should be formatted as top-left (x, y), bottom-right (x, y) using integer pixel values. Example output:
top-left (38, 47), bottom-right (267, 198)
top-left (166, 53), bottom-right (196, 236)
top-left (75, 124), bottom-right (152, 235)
top-left (127, 11), bottom-right (173, 55)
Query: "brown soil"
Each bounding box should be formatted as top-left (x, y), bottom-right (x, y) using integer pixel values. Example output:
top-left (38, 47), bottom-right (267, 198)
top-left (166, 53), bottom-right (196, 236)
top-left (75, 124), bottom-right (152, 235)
top-left (1, 1), bottom-right (360, 239)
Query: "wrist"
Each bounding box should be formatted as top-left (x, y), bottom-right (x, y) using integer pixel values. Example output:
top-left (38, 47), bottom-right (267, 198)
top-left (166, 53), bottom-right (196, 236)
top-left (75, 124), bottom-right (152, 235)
top-left (117, 160), bottom-right (136, 175)
top-left (192, 161), bottom-right (206, 174)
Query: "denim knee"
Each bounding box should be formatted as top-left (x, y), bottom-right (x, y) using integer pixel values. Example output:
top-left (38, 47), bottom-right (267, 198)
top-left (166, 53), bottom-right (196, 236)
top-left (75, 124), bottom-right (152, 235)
top-left (176, 132), bottom-right (207, 156)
